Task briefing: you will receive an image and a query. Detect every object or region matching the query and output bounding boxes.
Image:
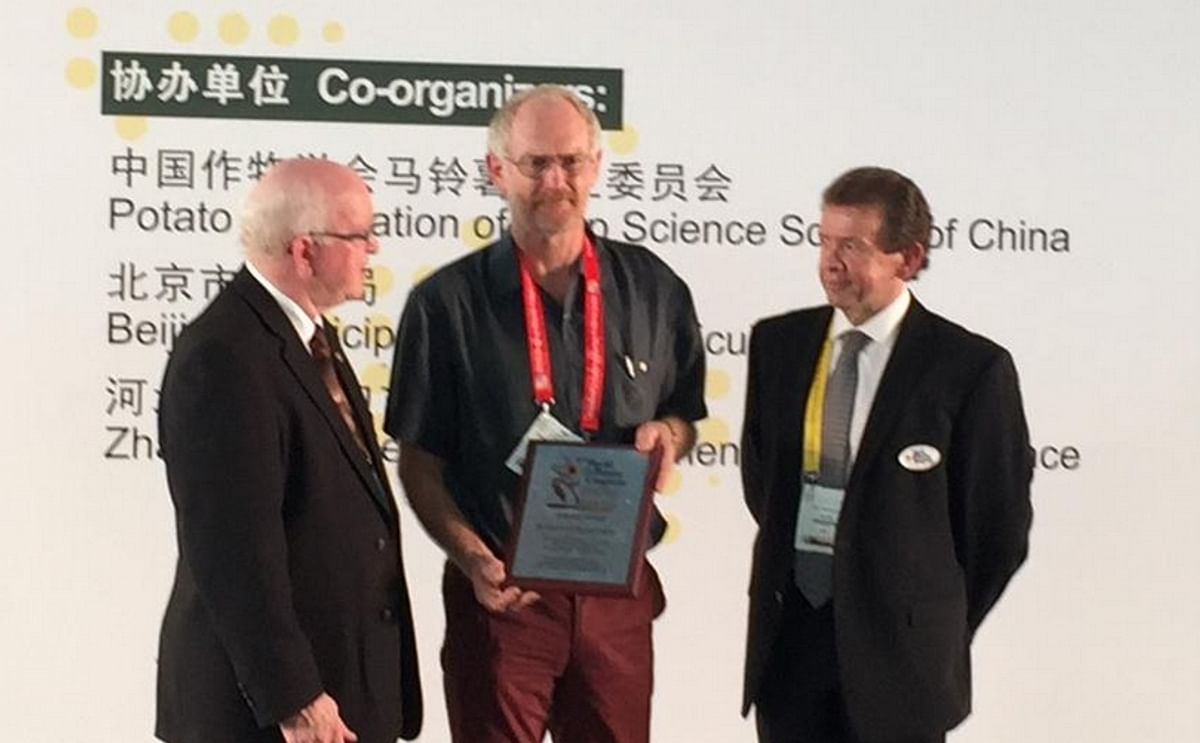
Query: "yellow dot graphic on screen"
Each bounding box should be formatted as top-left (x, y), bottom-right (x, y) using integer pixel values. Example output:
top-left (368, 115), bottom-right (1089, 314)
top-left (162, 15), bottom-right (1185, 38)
top-left (369, 265), bottom-right (396, 298)
top-left (66, 8), bottom-right (98, 38)
top-left (661, 513), bottom-right (682, 545)
top-left (361, 362), bottom-right (390, 391)
top-left (698, 417), bottom-right (731, 444)
top-left (708, 474), bottom-right (721, 487)
top-left (705, 369), bottom-right (732, 400)
top-left (65, 58), bottom-right (97, 89)
top-left (412, 265), bottom-right (434, 285)
top-left (167, 11), bottom-right (200, 42)
top-left (268, 15), bottom-right (300, 46)
top-left (659, 467), bottom-right (683, 496)
top-left (218, 13), bottom-right (250, 45)
top-left (115, 116), bottom-right (148, 141)
top-left (460, 218), bottom-right (491, 250)
top-left (323, 21), bottom-right (345, 43)
top-left (607, 126), bottom-right (639, 155)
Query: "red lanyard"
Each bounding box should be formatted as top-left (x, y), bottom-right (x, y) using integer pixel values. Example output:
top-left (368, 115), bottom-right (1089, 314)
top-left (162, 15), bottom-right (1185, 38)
top-left (517, 236), bottom-right (606, 433)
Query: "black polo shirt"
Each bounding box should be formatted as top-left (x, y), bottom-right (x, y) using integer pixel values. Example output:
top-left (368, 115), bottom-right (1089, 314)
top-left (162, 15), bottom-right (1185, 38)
top-left (384, 231), bottom-right (708, 553)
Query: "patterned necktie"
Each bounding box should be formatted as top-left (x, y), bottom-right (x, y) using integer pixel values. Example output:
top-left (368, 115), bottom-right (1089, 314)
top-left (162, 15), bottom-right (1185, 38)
top-left (794, 329), bottom-right (870, 607)
top-left (309, 325), bottom-right (371, 460)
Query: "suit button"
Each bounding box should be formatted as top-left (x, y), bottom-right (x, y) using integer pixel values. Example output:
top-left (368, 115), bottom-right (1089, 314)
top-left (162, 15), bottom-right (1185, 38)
top-left (380, 607), bottom-right (395, 622)
top-left (773, 590), bottom-right (784, 604)
top-left (376, 537), bottom-right (387, 551)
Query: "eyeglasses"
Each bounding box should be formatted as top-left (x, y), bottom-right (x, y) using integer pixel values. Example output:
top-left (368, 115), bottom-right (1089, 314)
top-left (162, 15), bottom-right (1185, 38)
top-left (309, 230), bottom-right (375, 247)
top-left (819, 237), bottom-right (874, 260)
top-left (506, 152), bottom-right (594, 179)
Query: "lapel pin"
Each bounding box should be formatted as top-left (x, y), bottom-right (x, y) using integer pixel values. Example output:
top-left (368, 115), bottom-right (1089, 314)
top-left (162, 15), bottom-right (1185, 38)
top-left (898, 443), bottom-right (941, 472)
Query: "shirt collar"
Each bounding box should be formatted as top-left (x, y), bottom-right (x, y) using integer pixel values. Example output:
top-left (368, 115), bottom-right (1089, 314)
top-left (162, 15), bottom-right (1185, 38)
top-left (245, 260), bottom-right (320, 348)
top-left (829, 288), bottom-right (911, 344)
top-left (486, 228), bottom-right (607, 298)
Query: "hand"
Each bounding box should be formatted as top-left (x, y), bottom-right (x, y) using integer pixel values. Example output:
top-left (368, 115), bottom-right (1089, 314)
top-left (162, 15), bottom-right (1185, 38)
top-left (462, 549), bottom-right (540, 613)
top-left (279, 693), bottom-right (358, 743)
top-left (635, 419), bottom-right (680, 492)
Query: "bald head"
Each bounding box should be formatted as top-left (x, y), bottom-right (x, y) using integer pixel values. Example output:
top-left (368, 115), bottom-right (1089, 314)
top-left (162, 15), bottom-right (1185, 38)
top-left (239, 158), bottom-right (378, 316)
top-left (487, 84), bottom-right (602, 159)
top-left (240, 159), bottom-right (368, 259)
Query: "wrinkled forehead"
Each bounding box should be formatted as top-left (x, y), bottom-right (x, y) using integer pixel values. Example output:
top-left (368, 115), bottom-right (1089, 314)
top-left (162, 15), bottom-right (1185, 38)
top-left (820, 203), bottom-right (886, 238)
top-left (507, 98), bottom-right (596, 157)
top-left (327, 187), bottom-right (374, 227)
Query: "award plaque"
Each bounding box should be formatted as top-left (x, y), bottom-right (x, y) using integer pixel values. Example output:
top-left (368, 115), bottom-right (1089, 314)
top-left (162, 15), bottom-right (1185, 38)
top-left (505, 441), bottom-right (662, 596)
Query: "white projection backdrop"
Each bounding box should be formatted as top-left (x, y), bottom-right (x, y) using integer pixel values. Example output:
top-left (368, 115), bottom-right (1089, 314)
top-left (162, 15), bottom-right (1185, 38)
top-left (2, 2), bottom-right (1198, 741)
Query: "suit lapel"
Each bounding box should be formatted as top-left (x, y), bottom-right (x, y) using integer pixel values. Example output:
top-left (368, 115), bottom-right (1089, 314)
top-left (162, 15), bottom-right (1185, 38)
top-left (231, 269), bottom-right (396, 524)
top-left (772, 308), bottom-right (833, 522)
top-left (848, 299), bottom-right (935, 491)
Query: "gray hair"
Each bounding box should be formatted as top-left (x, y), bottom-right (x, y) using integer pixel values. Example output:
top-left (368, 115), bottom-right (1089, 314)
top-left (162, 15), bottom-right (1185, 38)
top-left (239, 160), bottom-right (345, 257)
top-left (487, 84), bottom-right (602, 158)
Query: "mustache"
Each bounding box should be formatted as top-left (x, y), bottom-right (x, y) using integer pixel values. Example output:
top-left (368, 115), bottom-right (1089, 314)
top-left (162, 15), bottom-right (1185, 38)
top-left (534, 188), bottom-right (575, 203)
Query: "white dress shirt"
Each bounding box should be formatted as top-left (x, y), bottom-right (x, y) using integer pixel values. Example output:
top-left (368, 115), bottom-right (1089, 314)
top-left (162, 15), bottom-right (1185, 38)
top-left (827, 289), bottom-right (911, 465)
top-left (245, 260), bottom-right (320, 352)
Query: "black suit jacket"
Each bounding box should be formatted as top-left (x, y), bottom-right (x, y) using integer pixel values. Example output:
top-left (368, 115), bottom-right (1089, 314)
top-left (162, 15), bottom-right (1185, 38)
top-left (741, 298), bottom-right (1033, 739)
top-left (155, 268), bottom-right (422, 743)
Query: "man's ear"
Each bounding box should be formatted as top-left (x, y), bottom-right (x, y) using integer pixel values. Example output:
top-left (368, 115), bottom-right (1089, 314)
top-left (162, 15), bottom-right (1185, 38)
top-left (485, 152), bottom-right (507, 198)
top-left (288, 234), bottom-right (317, 279)
top-left (897, 243), bottom-right (926, 281)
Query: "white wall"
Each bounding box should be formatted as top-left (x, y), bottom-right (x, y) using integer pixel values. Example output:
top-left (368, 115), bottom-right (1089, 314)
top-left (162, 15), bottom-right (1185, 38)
top-left (2, 2), bottom-right (1198, 740)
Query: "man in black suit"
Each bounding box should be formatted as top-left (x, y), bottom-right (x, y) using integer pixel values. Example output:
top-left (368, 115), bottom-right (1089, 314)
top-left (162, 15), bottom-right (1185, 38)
top-left (740, 167), bottom-right (1033, 743)
top-left (155, 159), bottom-right (422, 743)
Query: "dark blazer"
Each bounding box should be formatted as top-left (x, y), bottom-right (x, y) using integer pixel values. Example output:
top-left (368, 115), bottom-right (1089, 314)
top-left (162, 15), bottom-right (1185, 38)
top-left (741, 298), bottom-right (1033, 739)
top-left (155, 268), bottom-right (422, 743)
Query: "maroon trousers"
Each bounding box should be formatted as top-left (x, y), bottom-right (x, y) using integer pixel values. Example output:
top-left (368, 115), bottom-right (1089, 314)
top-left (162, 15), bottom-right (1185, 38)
top-left (441, 562), bottom-right (664, 743)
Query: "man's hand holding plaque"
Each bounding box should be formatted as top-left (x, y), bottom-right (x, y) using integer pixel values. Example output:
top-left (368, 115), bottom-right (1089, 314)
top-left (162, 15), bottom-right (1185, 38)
top-left (634, 418), bottom-right (684, 492)
top-left (460, 548), bottom-right (542, 613)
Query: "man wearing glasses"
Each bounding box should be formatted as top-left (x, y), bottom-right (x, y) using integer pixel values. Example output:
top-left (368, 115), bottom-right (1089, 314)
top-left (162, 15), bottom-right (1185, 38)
top-left (740, 167), bottom-right (1033, 743)
top-left (156, 159), bottom-right (422, 743)
top-left (385, 85), bottom-right (707, 743)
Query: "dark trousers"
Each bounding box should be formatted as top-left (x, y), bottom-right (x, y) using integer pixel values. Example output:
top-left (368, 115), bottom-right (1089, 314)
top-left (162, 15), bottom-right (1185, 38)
top-left (755, 583), bottom-right (944, 743)
top-left (441, 562), bottom-right (663, 743)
